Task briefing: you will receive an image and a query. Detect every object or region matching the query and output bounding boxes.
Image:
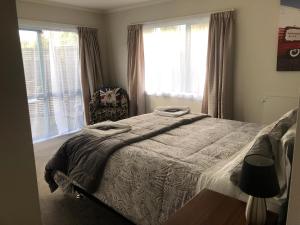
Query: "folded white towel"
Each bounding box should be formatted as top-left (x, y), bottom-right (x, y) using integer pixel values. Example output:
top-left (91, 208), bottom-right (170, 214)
top-left (154, 106), bottom-right (190, 117)
top-left (82, 121), bottom-right (131, 137)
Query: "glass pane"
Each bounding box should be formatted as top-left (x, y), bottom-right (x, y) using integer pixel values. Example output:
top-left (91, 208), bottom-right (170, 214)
top-left (19, 29), bottom-right (84, 143)
top-left (143, 18), bottom-right (209, 99)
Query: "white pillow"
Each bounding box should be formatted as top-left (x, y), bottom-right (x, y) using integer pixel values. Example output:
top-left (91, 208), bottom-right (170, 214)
top-left (276, 124), bottom-right (297, 199)
top-left (267, 108), bottom-right (298, 197)
top-left (230, 108), bottom-right (298, 196)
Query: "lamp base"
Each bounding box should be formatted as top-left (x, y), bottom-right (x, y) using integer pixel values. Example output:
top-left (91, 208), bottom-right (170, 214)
top-left (245, 196), bottom-right (267, 225)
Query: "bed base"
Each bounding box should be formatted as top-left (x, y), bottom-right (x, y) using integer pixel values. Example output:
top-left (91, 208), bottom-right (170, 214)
top-left (73, 185), bottom-right (134, 224)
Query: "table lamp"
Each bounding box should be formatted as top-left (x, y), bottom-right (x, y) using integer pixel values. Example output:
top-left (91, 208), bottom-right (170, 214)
top-left (239, 154), bottom-right (280, 225)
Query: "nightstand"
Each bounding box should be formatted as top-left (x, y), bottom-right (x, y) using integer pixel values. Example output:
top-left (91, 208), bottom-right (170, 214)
top-left (163, 189), bottom-right (277, 225)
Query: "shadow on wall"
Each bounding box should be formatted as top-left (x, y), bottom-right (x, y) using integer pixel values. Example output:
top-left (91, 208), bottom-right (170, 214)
top-left (261, 95), bottom-right (298, 124)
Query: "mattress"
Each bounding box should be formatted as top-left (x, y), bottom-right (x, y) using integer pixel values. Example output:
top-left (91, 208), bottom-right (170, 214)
top-left (54, 114), bottom-right (268, 225)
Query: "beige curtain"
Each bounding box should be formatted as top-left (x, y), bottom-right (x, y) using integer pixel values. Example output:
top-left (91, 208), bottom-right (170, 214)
top-left (78, 27), bottom-right (104, 124)
top-left (127, 24), bottom-right (146, 116)
top-left (202, 11), bottom-right (234, 119)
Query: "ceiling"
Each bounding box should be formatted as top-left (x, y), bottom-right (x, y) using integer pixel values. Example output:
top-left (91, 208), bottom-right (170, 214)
top-left (19, 0), bottom-right (171, 12)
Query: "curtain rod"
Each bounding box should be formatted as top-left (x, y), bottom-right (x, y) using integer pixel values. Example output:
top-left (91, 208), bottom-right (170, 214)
top-left (18, 18), bottom-right (98, 31)
top-left (129, 8), bottom-right (235, 26)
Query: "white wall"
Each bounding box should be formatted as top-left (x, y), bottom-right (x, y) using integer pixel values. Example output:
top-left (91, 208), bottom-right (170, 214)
top-left (0, 1), bottom-right (42, 224)
top-left (146, 95), bottom-right (203, 113)
top-left (105, 0), bottom-right (300, 123)
top-left (16, 1), bottom-right (110, 84)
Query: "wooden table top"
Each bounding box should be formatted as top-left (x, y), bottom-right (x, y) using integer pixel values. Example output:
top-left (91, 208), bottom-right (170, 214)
top-left (163, 189), bottom-right (278, 225)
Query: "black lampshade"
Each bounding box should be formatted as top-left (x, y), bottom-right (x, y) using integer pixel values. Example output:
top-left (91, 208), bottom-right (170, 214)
top-left (239, 154), bottom-right (280, 198)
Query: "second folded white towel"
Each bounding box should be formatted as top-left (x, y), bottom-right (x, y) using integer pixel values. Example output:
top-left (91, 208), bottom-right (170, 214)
top-left (154, 106), bottom-right (190, 117)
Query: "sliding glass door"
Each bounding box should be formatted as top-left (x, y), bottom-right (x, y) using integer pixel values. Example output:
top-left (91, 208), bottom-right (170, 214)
top-left (19, 29), bottom-right (84, 142)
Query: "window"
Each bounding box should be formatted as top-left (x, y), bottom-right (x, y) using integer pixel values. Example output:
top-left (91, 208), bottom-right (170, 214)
top-left (143, 17), bottom-right (209, 99)
top-left (19, 29), bottom-right (84, 142)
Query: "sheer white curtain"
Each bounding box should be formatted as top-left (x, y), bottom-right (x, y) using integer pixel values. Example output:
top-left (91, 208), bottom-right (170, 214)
top-left (19, 30), bottom-right (84, 142)
top-left (143, 17), bottom-right (209, 99)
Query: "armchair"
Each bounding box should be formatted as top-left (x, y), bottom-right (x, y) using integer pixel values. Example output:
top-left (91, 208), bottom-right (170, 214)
top-left (89, 87), bottom-right (129, 124)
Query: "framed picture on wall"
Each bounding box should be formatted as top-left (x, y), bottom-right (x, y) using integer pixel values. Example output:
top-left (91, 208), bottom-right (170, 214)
top-left (277, 0), bottom-right (300, 71)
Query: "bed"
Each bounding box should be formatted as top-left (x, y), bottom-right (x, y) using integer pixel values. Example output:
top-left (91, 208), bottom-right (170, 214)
top-left (46, 109), bottom-right (297, 225)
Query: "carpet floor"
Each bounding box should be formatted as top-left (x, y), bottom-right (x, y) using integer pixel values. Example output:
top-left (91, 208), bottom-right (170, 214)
top-left (33, 134), bottom-right (134, 225)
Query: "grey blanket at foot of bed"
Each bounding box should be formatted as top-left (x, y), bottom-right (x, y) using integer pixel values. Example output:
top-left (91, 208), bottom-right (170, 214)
top-left (45, 113), bottom-right (209, 193)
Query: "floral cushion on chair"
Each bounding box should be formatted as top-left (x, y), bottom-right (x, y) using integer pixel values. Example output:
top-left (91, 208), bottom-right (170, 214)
top-left (89, 87), bottom-right (129, 124)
